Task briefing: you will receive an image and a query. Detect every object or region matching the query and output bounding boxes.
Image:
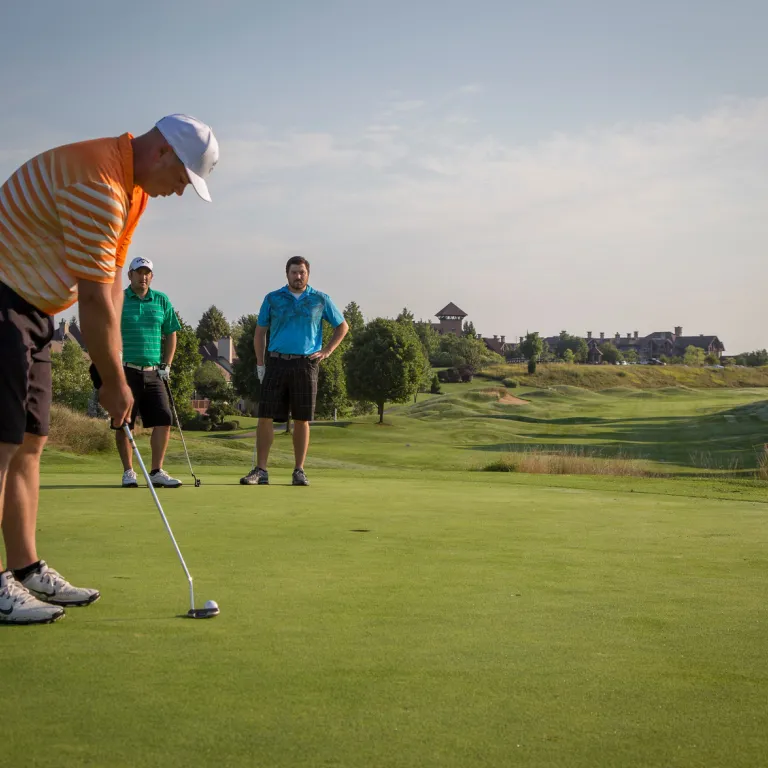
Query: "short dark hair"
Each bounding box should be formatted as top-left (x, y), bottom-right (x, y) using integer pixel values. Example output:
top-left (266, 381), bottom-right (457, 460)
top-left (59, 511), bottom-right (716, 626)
top-left (285, 256), bottom-right (310, 275)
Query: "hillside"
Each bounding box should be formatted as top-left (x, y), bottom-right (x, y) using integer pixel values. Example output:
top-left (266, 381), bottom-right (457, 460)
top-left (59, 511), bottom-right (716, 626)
top-left (479, 363), bottom-right (768, 390)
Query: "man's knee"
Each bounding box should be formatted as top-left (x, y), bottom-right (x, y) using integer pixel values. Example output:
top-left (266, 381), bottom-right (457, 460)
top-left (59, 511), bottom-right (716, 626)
top-left (18, 433), bottom-right (47, 457)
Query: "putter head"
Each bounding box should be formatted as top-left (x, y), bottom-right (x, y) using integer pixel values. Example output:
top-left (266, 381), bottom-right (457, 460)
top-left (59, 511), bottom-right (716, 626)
top-left (187, 605), bottom-right (219, 619)
top-left (194, 478), bottom-right (201, 487)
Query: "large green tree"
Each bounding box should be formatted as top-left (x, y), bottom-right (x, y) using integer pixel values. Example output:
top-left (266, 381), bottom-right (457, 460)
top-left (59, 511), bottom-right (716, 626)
top-left (196, 305), bottom-right (230, 344)
top-left (169, 315), bottom-right (202, 422)
top-left (343, 301), bottom-right (365, 337)
top-left (599, 342), bottom-right (623, 364)
top-left (194, 361), bottom-right (231, 400)
top-left (414, 321), bottom-right (441, 361)
top-left (315, 322), bottom-right (351, 419)
top-left (345, 318), bottom-right (426, 423)
top-left (556, 331), bottom-right (588, 363)
top-left (519, 332), bottom-right (544, 374)
top-left (231, 314), bottom-right (261, 404)
top-left (683, 345), bottom-right (706, 366)
top-left (51, 339), bottom-right (91, 412)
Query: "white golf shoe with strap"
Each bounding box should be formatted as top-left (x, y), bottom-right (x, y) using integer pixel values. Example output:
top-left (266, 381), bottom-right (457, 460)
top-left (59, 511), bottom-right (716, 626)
top-left (20, 561), bottom-right (100, 607)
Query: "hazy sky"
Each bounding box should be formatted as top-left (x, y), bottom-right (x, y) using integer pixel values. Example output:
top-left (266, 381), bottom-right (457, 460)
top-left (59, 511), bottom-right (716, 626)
top-left (1, 0), bottom-right (766, 353)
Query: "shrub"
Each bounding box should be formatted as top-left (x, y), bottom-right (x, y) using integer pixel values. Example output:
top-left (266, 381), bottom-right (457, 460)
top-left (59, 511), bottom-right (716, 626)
top-left (482, 446), bottom-right (653, 477)
top-left (182, 413), bottom-right (212, 431)
top-left (503, 378), bottom-right (519, 388)
top-left (48, 404), bottom-right (114, 454)
top-left (430, 373), bottom-right (442, 394)
top-left (527, 359), bottom-right (537, 374)
top-left (214, 420), bottom-right (239, 431)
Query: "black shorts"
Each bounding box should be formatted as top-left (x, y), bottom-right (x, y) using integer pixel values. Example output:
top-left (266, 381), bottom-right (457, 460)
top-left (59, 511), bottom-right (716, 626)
top-left (0, 283), bottom-right (54, 445)
top-left (258, 354), bottom-right (319, 422)
top-left (124, 367), bottom-right (173, 428)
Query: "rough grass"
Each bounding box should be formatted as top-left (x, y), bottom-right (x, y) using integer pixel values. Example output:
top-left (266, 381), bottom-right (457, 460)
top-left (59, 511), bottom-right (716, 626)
top-left (48, 404), bottom-right (114, 454)
top-left (482, 446), bottom-right (655, 477)
top-left (480, 363), bottom-right (768, 390)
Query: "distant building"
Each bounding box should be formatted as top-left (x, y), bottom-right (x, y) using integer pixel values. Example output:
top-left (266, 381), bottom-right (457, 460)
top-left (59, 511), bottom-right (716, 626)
top-left (429, 303), bottom-right (511, 356)
top-left (199, 336), bottom-right (236, 381)
top-left (51, 319), bottom-right (89, 358)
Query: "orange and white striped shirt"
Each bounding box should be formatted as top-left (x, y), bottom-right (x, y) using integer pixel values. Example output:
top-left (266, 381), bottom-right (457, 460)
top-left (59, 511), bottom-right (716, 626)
top-left (0, 133), bottom-right (148, 315)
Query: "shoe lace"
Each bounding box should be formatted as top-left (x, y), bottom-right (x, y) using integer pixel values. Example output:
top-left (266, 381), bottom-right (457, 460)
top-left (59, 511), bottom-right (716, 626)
top-left (39, 565), bottom-right (66, 591)
top-left (3, 576), bottom-right (36, 606)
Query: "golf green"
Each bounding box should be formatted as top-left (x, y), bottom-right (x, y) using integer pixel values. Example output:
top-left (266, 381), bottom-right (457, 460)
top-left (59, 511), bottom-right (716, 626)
top-left (5, 463), bottom-right (767, 767)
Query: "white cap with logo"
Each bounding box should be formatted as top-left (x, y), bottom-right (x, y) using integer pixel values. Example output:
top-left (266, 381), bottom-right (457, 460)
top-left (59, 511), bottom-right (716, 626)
top-left (155, 114), bottom-right (219, 202)
top-left (129, 257), bottom-right (154, 272)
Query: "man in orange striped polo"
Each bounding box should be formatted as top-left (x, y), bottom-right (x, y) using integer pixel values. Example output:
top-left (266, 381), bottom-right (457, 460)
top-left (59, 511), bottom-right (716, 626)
top-left (0, 114), bottom-right (218, 624)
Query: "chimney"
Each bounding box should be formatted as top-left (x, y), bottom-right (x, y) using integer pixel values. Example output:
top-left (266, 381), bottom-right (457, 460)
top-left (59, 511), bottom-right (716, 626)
top-left (493, 335), bottom-right (498, 341)
top-left (615, 332), bottom-right (620, 339)
top-left (59, 319), bottom-right (69, 335)
top-left (674, 326), bottom-right (682, 337)
top-left (217, 336), bottom-right (233, 365)
top-left (634, 331), bottom-right (638, 339)
top-left (627, 333), bottom-right (631, 339)
top-left (519, 336), bottom-right (524, 345)
top-left (500, 335), bottom-right (505, 344)
top-left (587, 331), bottom-right (592, 339)
top-left (599, 332), bottom-right (604, 340)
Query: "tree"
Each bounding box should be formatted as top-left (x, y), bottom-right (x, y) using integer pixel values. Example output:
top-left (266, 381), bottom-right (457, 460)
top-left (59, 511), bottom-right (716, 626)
top-left (556, 331), bottom-right (588, 363)
top-left (194, 361), bottom-right (231, 400)
top-left (229, 316), bottom-right (249, 346)
top-left (169, 315), bottom-right (203, 423)
top-left (343, 301), bottom-right (365, 337)
top-left (196, 305), bottom-right (230, 344)
top-left (315, 321), bottom-right (350, 419)
top-left (51, 340), bottom-right (91, 412)
top-left (345, 318), bottom-right (426, 423)
top-left (462, 320), bottom-right (478, 338)
top-left (519, 332), bottom-right (544, 373)
top-left (231, 314), bottom-right (261, 404)
top-left (684, 345), bottom-right (706, 366)
top-left (430, 373), bottom-right (442, 394)
top-left (704, 353), bottom-right (720, 365)
top-left (599, 342), bottom-right (623, 364)
top-left (563, 348), bottom-right (575, 364)
top-left (414, 321), bottom-right (441, 361)
top-left (433, 333), bottom-right (502, 370)
top-left (735, 349), bottom-right (768, 367)
top-left (624, 349), bottom-right (639, 364)
top-left (396, 307), bottom-right (415, 324)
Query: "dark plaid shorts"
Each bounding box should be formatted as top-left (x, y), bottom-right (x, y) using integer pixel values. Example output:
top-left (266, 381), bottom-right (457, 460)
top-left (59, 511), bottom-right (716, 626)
top-left (258, 354), bottom-right (319, 422)
top-left (124, 367), bottom-right (173, 428)
top-left (0, 282), bottom-right (54, 445)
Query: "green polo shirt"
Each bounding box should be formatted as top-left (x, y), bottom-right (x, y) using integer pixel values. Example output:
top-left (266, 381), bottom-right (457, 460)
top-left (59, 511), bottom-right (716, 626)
top-left (121, 287), bottom-right (181, 367)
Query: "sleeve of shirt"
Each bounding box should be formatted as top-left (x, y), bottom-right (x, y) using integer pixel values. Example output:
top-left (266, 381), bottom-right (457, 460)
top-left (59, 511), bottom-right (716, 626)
top-left (162, 301), bottom-right (182, 335)
top-left (257, 295), bottom-right (271, 326)
top-left (55, 181), bottom-right (128, 283)
top-left (322, 295), bottom-right (345, 328)
top-left (114, 190), bottom-right (149, 270)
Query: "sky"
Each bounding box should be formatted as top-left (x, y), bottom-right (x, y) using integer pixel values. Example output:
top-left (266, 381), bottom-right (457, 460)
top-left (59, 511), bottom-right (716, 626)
top-left (1, 0), bottom-right (766, 353)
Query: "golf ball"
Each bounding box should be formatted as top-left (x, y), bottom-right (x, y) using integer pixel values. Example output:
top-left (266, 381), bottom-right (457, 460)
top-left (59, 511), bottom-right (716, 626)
top-left (204, 600), bottom-right (219, 611)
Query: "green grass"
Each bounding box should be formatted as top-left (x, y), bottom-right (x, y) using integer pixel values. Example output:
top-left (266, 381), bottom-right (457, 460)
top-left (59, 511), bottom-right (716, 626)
top-left (6, 385), bottom-right (768, 766)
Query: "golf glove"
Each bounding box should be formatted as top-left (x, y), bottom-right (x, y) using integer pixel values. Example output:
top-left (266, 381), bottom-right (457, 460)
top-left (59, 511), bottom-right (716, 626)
top-left (157, 365), bottom-right (171, 382)
top-left (257, 364), bottom-right (266, 383)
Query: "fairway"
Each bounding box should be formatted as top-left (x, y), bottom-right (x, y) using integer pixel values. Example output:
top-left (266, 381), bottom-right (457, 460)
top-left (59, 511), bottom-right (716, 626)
top-left (6, 456), bottom-right (768, 767)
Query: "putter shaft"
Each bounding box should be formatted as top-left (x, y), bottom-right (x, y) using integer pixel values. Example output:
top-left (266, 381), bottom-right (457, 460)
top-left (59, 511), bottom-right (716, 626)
top-left (123, 425), bottom-right (195, 612)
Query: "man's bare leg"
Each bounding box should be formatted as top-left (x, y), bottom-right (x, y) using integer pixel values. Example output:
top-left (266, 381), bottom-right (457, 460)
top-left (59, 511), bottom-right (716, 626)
top-left (151, 426), bottom-right (171, 471)
top-left (256, 418), bottom-right (274, 469)
top-left (1, 434), bottom-right (45, 570)
top-left (116, 429), bottom-right (133, 470)
top-left (0, 442), bottom-right (20, 571)
top-left (292, 420), bottom-right (310, 469)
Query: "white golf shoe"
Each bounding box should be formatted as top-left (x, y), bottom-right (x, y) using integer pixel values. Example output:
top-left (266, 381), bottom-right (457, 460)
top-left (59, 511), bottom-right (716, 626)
top-left (0, 570), bottom-right (65, 624)
top-left (20, 561), bottom-right (100, 607)
top-left (122, 468), bottom-right (139, 488)
top-left (150, 469), bottom-right (182, 488)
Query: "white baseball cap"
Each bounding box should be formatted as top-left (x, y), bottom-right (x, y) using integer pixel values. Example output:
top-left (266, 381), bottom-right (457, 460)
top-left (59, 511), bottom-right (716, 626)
top-left (155, 114), bottom-right (219, 202)
top-left (129, 257), bottom-right (154, 272)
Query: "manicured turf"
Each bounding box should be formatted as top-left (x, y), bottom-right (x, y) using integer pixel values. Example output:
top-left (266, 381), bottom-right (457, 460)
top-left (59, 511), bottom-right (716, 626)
top-left (6, 385), bottom-right (768, 766)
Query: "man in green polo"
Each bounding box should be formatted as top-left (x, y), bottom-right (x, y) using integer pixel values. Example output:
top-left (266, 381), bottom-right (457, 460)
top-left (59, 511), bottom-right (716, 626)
top-left (116, 256), bottom-right (183, 488)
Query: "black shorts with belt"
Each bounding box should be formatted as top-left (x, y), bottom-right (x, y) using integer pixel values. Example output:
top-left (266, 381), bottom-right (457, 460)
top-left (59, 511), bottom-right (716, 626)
top-left (0, 282), bottom-right (54, 445)
top-left (123, 365), bottom-right (173, 428)
top-left (258, 352), bottom-right (319, 422)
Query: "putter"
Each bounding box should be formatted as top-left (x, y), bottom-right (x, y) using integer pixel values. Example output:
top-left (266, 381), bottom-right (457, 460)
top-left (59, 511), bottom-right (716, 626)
top-left (163, 377), bottom-right (201, 487)
top-left (122, 424), bottom-right (218, 619)
top-left (239, 433), bottom-right (259, 485)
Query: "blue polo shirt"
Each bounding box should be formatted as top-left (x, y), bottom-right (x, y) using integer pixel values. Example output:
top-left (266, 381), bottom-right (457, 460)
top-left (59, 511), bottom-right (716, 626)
top-left (257, 285), bottom-right (344, 355)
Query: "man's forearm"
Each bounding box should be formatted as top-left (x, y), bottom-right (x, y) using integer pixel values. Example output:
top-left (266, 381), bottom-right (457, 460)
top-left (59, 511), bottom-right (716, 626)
top-left (254, 327), bottom-right (267, 365)
top-left (324, 321), bottom-right (349, 356)
top-left (78, 280), bottom-right (124, 386)
top-left (163, 333), bottom-right (177, 366)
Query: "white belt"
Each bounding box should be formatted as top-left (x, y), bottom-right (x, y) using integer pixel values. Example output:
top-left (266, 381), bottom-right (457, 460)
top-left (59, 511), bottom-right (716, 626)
top-left (124, 363), bottom-right (158, 371)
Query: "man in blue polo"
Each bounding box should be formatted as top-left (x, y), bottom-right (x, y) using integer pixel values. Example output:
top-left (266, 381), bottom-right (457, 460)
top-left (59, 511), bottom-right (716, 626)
top-left (241, 256), bottom-right (348, 486)
top-left (116, 256), bottom-right (183, 488)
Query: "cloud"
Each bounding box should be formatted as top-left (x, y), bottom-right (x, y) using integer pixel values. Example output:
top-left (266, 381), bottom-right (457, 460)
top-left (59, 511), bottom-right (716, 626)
top-left (204, 96), bottom-right (768, 351)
